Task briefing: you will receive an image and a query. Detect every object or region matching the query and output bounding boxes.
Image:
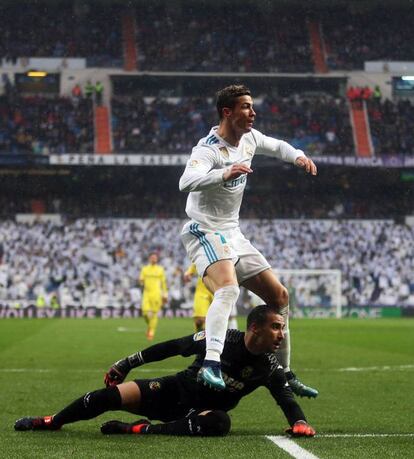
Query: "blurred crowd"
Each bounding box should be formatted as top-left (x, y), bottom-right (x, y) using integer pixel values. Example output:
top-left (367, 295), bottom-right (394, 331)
top-left (0, 3), bottom-right (122, 67)
top-left (321, 9), bottom-right (414, 70)
top-left (0, 218), bottom-right (413, 310)
top-left (1, 3), bottom-right (413, 72)
top-left (1, 90), bottom-right (412, 157)
top-left (0, 93), bottom-right (93, 154)
top-left (112, 94), bottom-right (354, 155)
top-left (135, 5), bottom-right (312, 73)
top-left (368, 98), bottom-right (414, 156)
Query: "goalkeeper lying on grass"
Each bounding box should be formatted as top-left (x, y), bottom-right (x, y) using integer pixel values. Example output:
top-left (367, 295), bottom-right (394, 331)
top-left (15, 305), bottom-right (315, 438)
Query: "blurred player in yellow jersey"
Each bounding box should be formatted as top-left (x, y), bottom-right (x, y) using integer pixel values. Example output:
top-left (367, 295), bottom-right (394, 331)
top-left (140, 253), bottom-right (168, 341)
top-left (184, 264), bottom-right (238, 332)
top-left (184, 264), bottom-right (213, 332)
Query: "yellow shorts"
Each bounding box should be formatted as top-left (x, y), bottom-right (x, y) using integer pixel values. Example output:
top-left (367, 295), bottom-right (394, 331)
top-left (142, 294), bottom-right (162, 314)
top-left (193, 287), bottom-right (213, 318)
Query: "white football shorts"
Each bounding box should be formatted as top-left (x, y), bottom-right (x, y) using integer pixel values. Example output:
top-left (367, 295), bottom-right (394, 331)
top-left (181, 221), bottom-right (270, 284)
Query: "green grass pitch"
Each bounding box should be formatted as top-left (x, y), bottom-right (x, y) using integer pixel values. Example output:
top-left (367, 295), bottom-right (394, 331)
top-left (1, 317), bottom-right (413, 458)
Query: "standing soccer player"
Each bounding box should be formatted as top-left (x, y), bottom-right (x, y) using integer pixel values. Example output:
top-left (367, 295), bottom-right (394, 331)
top-left (179, 84), bottom-right (318, 394)
top-left (140, 252), bottom-right (168, 340)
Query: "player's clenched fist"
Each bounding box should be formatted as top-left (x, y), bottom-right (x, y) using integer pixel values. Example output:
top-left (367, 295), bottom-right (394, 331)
top-left (104, 359), bottom-right (131, 387)
top-left (285, 420), bottom-right (316, 437)
top-left (223, 163), bottom-right (253, 181)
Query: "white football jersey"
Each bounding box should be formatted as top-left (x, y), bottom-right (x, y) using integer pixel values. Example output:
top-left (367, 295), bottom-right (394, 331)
top-left (179, 126), bottom-right (304, 230)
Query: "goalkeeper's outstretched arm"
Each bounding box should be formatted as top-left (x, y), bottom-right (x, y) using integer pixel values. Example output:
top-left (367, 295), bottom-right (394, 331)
top-left (105, 333), bottom-right (206, 387)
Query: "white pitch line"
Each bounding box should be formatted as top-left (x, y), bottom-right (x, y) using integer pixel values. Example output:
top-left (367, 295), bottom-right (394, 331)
top-left (317, 433), bottom-right (414, 438)
top-left (267, 436), bottom-right (320, 459)
top-left (337, 364), bottom-right (414, 372)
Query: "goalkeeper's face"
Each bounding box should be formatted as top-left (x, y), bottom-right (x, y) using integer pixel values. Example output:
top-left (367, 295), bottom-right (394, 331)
top-left (251, 311), bottom-right (285, 354)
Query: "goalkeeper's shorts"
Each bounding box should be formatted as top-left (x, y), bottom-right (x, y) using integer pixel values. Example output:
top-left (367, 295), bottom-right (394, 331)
top-left (181, 221), bottom-right (270, 283)
top-left (133, 375), bottom-right (203, 422)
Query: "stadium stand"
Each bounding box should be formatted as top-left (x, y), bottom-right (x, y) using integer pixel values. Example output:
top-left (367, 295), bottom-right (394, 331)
top-left (0, 219), bottom-right (413, 309)
top-left (134, 4), bottom-right (313, 72)
top-left (0, 93), bottom-right (93, 154)
top-left (111, 94), bottom-right (353, 155)
top-left (320, 9), bottom-right (414, 70)
top-left (367, 98), bottom-right (414, 156)
top-left (0, 3), bottom-right (122, 67)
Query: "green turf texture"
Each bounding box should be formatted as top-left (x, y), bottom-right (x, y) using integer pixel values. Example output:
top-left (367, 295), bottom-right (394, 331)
top-left (1, 317), bottom-right (413, 458)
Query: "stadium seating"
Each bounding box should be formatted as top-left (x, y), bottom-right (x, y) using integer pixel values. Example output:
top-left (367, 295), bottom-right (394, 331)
top-left (0, 219), bottom-right (413, 309)
top-left (0, 3), bottom-right (122, 67)
top-left (0, 94), bottom-right (93, 154)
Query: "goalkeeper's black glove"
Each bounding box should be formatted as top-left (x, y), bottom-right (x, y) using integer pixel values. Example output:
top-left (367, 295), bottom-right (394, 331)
top-left (104, 351), bottom-right (144, 387)
top-left (104, 358), bottom-right (131, 387)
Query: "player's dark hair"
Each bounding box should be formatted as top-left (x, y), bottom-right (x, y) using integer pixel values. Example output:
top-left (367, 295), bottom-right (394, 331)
top-left (216, 84), bottom-right (251, 119)
top-left (246, 304), bottom-right (272, 329)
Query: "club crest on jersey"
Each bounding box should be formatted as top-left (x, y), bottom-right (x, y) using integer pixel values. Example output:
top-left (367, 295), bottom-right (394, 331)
top-left (241, 366), bottom-right (253, 379)
top-left (193, 330), bottom-right (206, 341)
top-left (189, 159), bottom-right (200, 168)
top-left (219, 147), bottom-right (229, 158)
top-left (149, 381), bottom-right (161, 391)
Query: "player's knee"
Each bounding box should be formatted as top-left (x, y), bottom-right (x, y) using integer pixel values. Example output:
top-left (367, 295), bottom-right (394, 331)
top-left (200, 410), bottom-right (231, 436)
top-left (215, 285), bottom-right (240, 303)
top-left (274, 285), bottom-right (289, 308)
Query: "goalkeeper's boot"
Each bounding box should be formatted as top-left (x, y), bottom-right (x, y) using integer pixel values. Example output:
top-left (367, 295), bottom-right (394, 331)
top-left (14, 415), bottom-right (60, 431)
top-left (286, 372), bottom-right (319, 398)
top-left (197, 360), bottom-right (226, 391)
top-left (101, 419), bottom-right (151, 435)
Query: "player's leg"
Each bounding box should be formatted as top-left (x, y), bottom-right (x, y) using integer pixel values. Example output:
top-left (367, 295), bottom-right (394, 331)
top-left (101, 409), bottom-right (231, 437)
top-left (147, 298), bottom-right (162, 340)
top-left (141, 294), bottom-right (151, 337)
top-left (242, 269), bottom-right (318, 398)
top-left (14, 382), bottom-right (141, 431)
top-left (193, 316), bottom-right (205, 332)
top-left (200, 259), bottom-right (239, 389)
top-left (181, 223), bottom-right (240, 390)
top-left (228, 301), bottom-right (238, 329)
top-left (193, 285), bottom-right (212, 332)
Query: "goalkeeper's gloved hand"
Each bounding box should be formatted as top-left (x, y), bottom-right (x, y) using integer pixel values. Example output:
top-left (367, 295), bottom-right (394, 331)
top-left (285, 420), bottom-right (316, 437)
top-left (104, 358), bottom-right (131, 387)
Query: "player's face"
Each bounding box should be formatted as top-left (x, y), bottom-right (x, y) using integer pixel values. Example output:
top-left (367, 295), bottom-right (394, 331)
top-left (149, 253), bottom-right (158, 264)
top-left (255, 312), bottom-right (285, 353)
top-left (228, 95), bottom-right (256, 134)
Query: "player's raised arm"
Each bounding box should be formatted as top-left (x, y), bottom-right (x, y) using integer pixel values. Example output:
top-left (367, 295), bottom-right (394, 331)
top-left (104, 333), bottom-right (206, 387)
top-left (253, 131), bottom-right (317, 175)
top-left (179, 147), bottom-right (224, 192)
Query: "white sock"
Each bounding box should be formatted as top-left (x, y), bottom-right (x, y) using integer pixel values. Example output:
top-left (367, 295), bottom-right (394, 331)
top-left (275, 304), bottom-right (290, 369)
top-left (227, 317), bottom-right (238, 330)
top-left (227, 302), bottom-right (238, 329)
top-left (204, 285), bottom-right (240, 362)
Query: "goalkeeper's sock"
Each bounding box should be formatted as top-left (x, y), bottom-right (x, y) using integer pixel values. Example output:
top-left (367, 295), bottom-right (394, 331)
top-left (143, 410), bottom-right (230, 436)
top-left (52, 387), bottom-right (122, 427)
